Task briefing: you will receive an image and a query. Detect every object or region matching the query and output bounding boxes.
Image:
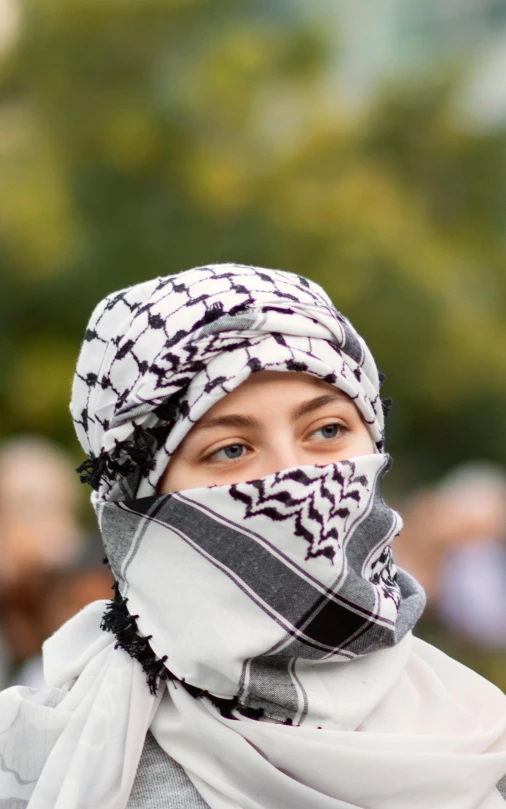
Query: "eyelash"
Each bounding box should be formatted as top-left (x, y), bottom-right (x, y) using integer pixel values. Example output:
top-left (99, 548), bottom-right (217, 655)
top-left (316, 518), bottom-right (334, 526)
top-left (311, 423), bottom-right (343, 440)
top-left (205, 421), bottom-right (349, 463)
top-left (210, 444), bottom-right (249, 462)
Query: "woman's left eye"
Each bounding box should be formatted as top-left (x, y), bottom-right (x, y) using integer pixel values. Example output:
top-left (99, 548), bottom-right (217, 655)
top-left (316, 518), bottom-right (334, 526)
top-left (312, 423), bottom-right (341, 440)
top-left (212, 444), bottom-right (246, 461)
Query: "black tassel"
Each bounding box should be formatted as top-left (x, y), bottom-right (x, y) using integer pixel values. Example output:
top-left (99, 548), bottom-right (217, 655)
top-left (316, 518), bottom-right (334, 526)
top-left (76, 454), bottom-right (112, 491)
top-left (146, 655), bottom-right (169, 695)
top-left (118, 425), bottom-right (156, 476)
top-left (381, 397), bottom-right (393, 420)
top-left (238, 705), bottom-right (265, 720)
top-left (101, 581), bottom-right (172, 695)
top-left (100, 581), bottom-right (258, 717)
top-left (181, 681), bottom-right (240, 720)
top-left (76, 451), bottom-right (129, 491)
top-left (76, 424), bottom-right (156, 492)
top-left (206, 694), bottom-right (240, 720)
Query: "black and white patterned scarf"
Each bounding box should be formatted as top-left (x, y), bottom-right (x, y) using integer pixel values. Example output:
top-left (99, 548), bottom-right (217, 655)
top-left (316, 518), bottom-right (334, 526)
top-left (72, 263), bottom-right (385, 502)
top-left (2, 264), bottom-right (506, 809)
top-left (69, 263), bottom-right (424, 718)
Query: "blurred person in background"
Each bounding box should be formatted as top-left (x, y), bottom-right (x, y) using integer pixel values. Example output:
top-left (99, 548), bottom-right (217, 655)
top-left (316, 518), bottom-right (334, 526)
top-left (0, 436), bottom-right (111, 686)
top-left (8, 546), bottom-right (114, 689)
top-left (0, 436), bottom-right (82, 585)
top-left (393, 462), bottom-right (506, 687)
top-left (1, 264), bottom-right (506, 809)
top-left (0, 632), bottom-right (7, 691)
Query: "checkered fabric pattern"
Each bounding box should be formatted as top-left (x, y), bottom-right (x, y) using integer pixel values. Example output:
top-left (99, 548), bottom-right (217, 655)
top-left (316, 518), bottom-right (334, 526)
top-left (71, 264), bottom-right (384, 502)
top-left (98, 454), bottom-right (424, 724)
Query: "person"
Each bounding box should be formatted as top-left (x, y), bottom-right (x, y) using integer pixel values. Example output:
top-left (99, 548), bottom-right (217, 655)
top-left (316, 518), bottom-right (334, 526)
top-left (0, 437), bottom-right (83, 589)
top-left (393, 462), bottom-right (506, 691)
top-left (434, 463), bottom-right (506, 646)
top-left (8, 544), bottom-right (114, 690)
top-left (0, 437), bottom-right (84, 686)
top-left (1, 263), bottom-right (506, 809)
top-left (394, 462), bottom-right (506, 644)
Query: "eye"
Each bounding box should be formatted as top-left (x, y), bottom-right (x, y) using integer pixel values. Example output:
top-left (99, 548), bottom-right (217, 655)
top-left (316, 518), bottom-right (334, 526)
top-left (311, 423), bottom-right (341, 440)
top-left (212, 443), bottom-right (246, 461)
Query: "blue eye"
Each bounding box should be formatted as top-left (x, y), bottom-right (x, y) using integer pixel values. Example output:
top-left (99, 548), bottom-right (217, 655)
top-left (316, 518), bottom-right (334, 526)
top-left (214, 444), bottom-right (245, 460)
top-left (314, 424), bottom-right (340, 440)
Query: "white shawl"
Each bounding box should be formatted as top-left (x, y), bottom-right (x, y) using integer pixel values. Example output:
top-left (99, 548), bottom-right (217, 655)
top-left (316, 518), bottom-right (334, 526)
top-left (2, 602), bottom-right (506, 809)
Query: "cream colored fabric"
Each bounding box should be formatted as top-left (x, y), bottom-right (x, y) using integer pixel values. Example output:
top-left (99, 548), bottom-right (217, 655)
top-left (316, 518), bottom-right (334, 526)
top-left (2, 602), bottom-right (506, 809)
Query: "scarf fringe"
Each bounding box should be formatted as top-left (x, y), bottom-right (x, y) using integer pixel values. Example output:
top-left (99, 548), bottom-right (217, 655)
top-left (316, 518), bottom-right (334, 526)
top-left (76, 425), bottom-right (155, 492)
top-left (101, 580), bottom-right (171, 695)
top-left (382, 397), bottom-right (393, 420)
top-left (77, 385), bottom-right (191, 493)
top-left (100, 577), bottom-right (263, 719)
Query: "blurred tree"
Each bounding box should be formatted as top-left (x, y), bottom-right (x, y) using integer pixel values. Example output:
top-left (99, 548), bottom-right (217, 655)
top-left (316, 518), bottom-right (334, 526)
top-left (0, 0), bottom-right (505, 489)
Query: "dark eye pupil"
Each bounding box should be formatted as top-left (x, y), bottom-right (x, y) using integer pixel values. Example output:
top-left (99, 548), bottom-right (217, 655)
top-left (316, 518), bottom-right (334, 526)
top-left (224, 444), bottom-right (243, 459)
top-left (322, 425), bottom-right (338, 438)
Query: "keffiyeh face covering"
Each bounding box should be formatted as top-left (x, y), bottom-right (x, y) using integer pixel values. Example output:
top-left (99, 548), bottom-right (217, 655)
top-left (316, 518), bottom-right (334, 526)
top-left (3, 264), bottom-right (506, 809)
top-left (72, 263), bottom-right (424, 718)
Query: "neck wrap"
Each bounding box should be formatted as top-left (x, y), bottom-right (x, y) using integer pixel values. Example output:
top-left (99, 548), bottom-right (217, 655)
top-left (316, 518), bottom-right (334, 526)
top-left (98, 454), bottom-right (424, 723)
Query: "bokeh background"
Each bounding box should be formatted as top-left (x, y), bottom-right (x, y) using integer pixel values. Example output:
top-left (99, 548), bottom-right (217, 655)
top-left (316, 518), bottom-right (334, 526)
top-left (0, 0), bottom-right (505, 690)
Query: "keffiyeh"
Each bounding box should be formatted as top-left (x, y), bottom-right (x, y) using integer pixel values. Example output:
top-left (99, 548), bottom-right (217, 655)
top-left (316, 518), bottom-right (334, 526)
top-left (2, 263), bottom-right (506, 809)
top-left (71, 264), bottom-right (385, 502)
top-left (97, 453), bottom-right (421, 724)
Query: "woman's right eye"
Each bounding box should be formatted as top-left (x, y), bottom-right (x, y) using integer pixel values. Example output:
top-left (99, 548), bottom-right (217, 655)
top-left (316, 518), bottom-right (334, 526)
top-left (212, 444), bottom-right (246, 461)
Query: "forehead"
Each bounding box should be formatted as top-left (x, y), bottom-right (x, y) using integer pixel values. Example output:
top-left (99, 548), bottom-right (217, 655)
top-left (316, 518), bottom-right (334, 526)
top-left (197, 371), bottom-right (352, 420)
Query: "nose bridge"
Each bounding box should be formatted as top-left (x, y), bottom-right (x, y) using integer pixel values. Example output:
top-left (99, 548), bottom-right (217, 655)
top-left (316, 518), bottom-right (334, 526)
top-left (263, 429), bottom-right (302, 476)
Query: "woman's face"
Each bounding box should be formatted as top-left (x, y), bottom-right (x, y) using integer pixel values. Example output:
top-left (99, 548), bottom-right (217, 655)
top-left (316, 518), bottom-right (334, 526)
top-left (160, 371), bottom-right (374, 493)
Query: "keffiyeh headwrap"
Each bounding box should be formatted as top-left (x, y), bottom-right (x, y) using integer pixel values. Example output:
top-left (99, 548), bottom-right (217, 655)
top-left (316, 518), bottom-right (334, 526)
top-left (72, 263), bottom-right (386, 501)
top-left (2, 264), bottom-right (506, 809)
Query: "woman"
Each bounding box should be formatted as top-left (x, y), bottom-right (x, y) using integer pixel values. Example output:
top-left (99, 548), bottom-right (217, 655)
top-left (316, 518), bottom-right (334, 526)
top-left (2, 263), bottom-right (506, 809)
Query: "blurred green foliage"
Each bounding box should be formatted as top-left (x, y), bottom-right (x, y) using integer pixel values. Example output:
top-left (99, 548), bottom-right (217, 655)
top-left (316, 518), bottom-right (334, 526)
top-left (0, 0), bottom-right (505, 489)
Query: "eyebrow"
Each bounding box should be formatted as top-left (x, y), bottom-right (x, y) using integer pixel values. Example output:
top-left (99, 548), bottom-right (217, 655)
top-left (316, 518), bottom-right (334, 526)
top-left (193, 392), bottom-right (352, 434)
top-left (291, 392), bottom-right (352, 420)
top-left (192, 413), bottom-right (262, 432)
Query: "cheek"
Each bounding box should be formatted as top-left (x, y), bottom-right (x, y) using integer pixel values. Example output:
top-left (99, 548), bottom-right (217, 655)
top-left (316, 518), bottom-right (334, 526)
top-left (160, 448), bottom-right (221, 493)
top-left (158, 455), bottom-right (187, 494)
top-left (353, 425), bottom-right (375, 456)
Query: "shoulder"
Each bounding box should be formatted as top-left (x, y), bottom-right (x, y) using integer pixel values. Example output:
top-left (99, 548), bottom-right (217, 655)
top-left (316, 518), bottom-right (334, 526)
top-left (411, 635), bottom-right (506, 713)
